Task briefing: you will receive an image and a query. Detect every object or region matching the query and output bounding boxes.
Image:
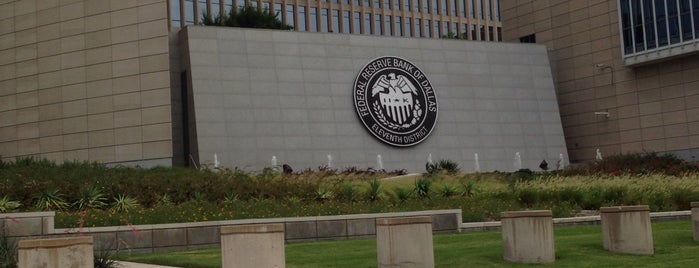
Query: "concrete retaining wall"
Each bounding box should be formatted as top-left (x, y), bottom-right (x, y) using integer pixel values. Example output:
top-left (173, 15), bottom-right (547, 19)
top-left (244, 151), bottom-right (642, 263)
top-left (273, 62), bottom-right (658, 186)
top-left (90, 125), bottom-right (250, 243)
top-left (2, 209), bottom-right (460, 254)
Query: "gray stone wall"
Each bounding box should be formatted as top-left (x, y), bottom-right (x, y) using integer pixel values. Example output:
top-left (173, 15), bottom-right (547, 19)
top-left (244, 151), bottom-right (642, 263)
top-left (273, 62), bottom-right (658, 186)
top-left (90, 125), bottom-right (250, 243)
top-left (180, 26), bottom-right (567, 172)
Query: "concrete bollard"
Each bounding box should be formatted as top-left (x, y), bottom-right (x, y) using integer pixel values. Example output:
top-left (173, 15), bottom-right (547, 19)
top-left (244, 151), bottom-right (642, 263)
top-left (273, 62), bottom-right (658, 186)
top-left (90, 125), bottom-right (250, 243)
top-left (221, 223), bottom-right (285, 268)
top-left (376, 216), bottom-right (434, 268)
top-left (692, 202), bottom-right (699, 242)
top-left (600, 205), bottom-right (653, 255)
top-left (18, 236), bottom-right (94, 268)
top-left (500, 210), bottom-right (555, 263)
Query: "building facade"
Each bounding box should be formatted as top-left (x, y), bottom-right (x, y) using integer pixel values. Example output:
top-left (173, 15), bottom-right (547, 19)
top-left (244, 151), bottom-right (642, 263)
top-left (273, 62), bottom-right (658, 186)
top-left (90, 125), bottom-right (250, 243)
top-left (502, 0), bottom-right (699, 162)
top-left (168, 0), bottom-right (503, 41)
top-left (0, 0), bottom-right (569, 172)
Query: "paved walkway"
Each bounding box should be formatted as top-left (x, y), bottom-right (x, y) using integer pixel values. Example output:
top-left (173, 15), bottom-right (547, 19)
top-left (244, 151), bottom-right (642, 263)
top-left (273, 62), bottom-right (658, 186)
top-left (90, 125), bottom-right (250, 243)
top-left (117, 261), bottom-right (181, 268)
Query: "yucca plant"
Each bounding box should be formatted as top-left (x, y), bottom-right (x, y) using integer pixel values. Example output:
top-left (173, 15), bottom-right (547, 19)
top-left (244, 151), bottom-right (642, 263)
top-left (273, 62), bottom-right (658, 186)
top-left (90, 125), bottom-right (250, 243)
top-left (111, 195), bottom-right (139, 213)
top-left (314, 188), bottom-right (334, 202)
top-left (414, 177), bottom-right (432, 199)
top-left (222, 192), bottom-right (238, 205)
top-left (440, 184), bottom-right (458, 197)
top-left (0, 196), bottom-right (20, 213)
top-left (155, 193), bottom-right (174, 207)
top-left (366, 178), bottom-right (382, 201)
top-left (394, 187), bottom-right (413, 203)
top-left (34, 188), bottom-right (69, 211)
top-left (73, 186), bottom-right (107, 210)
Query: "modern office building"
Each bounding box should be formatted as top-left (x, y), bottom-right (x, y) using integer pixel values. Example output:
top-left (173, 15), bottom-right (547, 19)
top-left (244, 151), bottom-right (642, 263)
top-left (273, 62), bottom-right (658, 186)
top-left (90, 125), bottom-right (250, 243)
top-left (0, 0), bottom-right (569, 172)
top-left (502, 0), bottom-right (699, 162)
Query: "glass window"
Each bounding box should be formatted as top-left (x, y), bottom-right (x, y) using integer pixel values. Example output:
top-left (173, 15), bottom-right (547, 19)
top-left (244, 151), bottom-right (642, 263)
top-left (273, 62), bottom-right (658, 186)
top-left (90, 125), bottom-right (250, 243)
top-left (461, 23), bottom-right (468, 39)
top-left (275, 3), bottom-right (283, 20)
top-left (459, 0), bottom-right (465, 16)
top-left (479, 0), bottom-right (484, 19)
top-left (642, 0), bottom-right (656, 49)
top-left (211, 0), bottom-right (221, 18)
top-left (495, 0), bottom-right (501, 21)
top-left (171, 0), bottom-right (181, 26)
top-left (405, 17), bottom-right (412, 37)
top-left (668, 0), bottom-right (681, 44)
top-left (385, 15), bottom-right (392, 35)
top-left (198, 0), bottom-right (207, 23)
top-left (631, 0), bottom-right (644, 52)
top-left (405, 0), bottom-right (410, 11)
top-left (286, 5), bottom-right (295, 28)
top-left (415, 18), bottom-right (422, 37)
top-left (425, 19), bottom-right (431, 37)
top-left (343, 11), bottom-right (351, 33)
top-left (441, 0), bottom-right (447, 14)
top-left (488, 26), bottom-right (493, 40)
top-left (395, 0), bottom-right (401, 10)
top-left (424, 0), bottom-right (429, 13)
top-left (263, 2), bottom-right (270, 11)
top-left (396, 16), bottom-right (402, 36)
top-left (470, 0), bottom-right (475, 18)
top-left (322, 8), bottom-right (329, 32)
top-left (375, 14), bottom-right (382, 35)
top-left (375, 0), bottom-right (381, 8)
top-left (413, 0), bottom-right (419, 11)
top-left (354, 0), bottom-right (360, 5)
top-left (185, 0), bottom-right (195, 25)
top-left (364, 13), bottom-right (372, 34)
top-left (250, 1), bottom-right (258, 9)
top-left (471, 24), bottom-right (477, 40)
top-left (479, 25), bottom-right (485, 40)
top-left (310, 7), bottom-right (318, 32)
top-left (385, 0), bottom-right (391, 9)
top-left (654, 0), bottom-right (668, 47)
top-left (298, 6), bottom-right (307, 31)
top-left (497, 27), bottom-right (502, 41)
top-left (224, 0), bottom-right (233, 15)
top-left (680, 0), bottom-right (693, 41)
top-left (364, 0), bottom-right (371, 7)
top-left (486, 0), bottom-right (491, 19)
top-left (694, 0), bottom-right (699, 38)
top-left (434, 20), bottom-right (440, 37)
top-left (353, 12), bottom-right (361, 34)
top-left (332, 10), bottom-right (340, 33)
top-left (236, 0), bottom-right (245, 9)
top-left (450, 0), bottom-right (456, 16)
top-left (432, 0), bottom-right (438, 14)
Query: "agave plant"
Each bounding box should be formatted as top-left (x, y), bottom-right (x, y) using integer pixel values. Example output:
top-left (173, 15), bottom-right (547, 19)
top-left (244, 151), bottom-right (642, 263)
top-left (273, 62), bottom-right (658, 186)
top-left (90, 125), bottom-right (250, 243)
top-left (0, 196), bottom-right (20, 213)
top-left (73, 186), bottom-right (107, 210)
top-left (111, 195), bottom-right (139, 213)
top-left (34, 188), bottom-right (69, 211)
top-left (155, 193), bottom-right (174, 207)
top-left (414, 177), bottom-right (432, 199)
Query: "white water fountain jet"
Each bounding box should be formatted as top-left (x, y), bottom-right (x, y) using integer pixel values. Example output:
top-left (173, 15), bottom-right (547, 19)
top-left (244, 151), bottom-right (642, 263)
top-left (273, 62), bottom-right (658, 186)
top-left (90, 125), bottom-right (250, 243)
top-left (214, 153), bottom-right (220, 168)
top-left (376, 154), bottom-right (384, 170)
top-left (474, 153), bottom-right (481, 172)
top-left (271, 155), bottom-right (277, 167)
top-left (427, 153), bottom-right (434, 165)
top-left (327, 154), bottom-right (333, 168)
top-left (558, 153), bottom-right (566, 169)
top-left (595, 148), bottom-right (603, 161)
top-left (514, 152), bottom-right (522, 170)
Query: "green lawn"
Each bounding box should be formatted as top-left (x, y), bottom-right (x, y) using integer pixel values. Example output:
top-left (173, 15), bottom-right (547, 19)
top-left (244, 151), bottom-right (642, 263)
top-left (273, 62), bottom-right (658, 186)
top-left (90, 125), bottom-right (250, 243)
top-left (117, 220), bottom-right (699, 267)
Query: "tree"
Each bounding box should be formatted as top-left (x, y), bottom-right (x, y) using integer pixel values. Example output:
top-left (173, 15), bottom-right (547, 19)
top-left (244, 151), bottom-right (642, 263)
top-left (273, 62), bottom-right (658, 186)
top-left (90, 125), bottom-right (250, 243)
top-left (202, 5), bottom-right (293, 30)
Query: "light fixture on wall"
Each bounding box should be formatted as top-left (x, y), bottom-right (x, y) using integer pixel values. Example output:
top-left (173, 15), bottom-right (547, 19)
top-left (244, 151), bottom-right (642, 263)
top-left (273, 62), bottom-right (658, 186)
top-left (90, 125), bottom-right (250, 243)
top-left (594, 111), bottom-right (610, 118)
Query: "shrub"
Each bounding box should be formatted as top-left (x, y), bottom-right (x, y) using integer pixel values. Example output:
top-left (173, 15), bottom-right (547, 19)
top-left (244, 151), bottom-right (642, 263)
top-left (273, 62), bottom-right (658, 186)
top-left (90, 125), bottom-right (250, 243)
top-left (203, 5), bottom-right (293, 30)
top-left (426, 159), bottom-right (460, 175)
top-left (563, 152), bottom-right (699, 176)
top-left (0, 196), bottom-right (20, 213)
top-left (439, 184), bottom-right (458, 197)
top-left (0, 233), bottom-right (17, 268)
top-left (393, 187), bottom-right (413, 203)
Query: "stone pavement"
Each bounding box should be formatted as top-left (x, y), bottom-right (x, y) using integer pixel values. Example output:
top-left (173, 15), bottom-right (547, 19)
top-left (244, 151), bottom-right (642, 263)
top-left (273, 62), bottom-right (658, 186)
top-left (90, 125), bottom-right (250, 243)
top-left (117, 261), bottom-right (181, 268)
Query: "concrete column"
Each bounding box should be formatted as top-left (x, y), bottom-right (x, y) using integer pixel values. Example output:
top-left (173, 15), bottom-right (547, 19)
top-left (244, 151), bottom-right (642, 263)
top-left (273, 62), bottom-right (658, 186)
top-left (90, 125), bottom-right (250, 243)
top-left (221, 223), bottom-right (285, 268)
top-left (376, 216), bottom-right (434, 268)
top-left (600, 205), bottom-right (654, 255)
top-left (692, 202), bottom-right (699, 241)
top-left (18, 236), bottom-right (94, 268)
top-left (500, 210), bottom-right (555, 263)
